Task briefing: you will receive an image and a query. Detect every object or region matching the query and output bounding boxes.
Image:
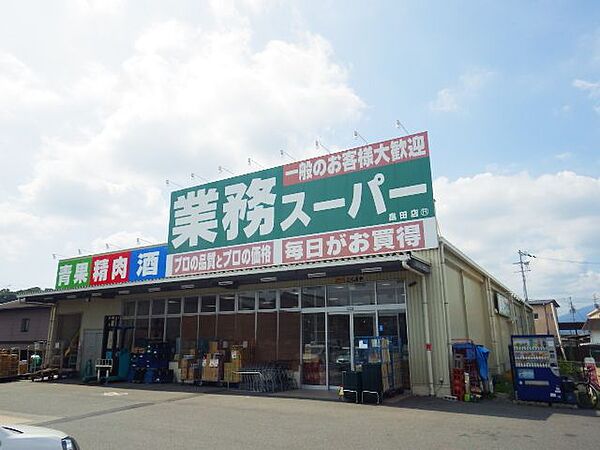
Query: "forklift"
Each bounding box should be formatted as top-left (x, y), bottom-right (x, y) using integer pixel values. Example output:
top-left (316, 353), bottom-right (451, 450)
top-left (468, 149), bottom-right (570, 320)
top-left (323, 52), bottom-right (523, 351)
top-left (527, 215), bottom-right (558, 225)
top-left (87, 315), bottom-right (133, 383)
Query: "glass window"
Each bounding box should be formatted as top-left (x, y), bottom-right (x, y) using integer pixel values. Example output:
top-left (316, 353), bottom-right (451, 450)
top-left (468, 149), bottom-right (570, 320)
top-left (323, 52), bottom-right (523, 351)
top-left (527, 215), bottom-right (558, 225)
top-left (279, 311), bottom-right (300, 369)
top-left (280, 288), bottom-right (300, 309)
top-left (134, 318), bottom-right (149, 346)
top-left (167, 298), bottom-right (181, 315)
top-left (377, 281), bottom-right (403, 305)
top-left (219, 294), bottom-right (235, 312)
top-left (137, 300), bottom-right (150, 316)
top-left (216, 314), bottom-right (235, 342)
top-left (301, 286), bottom-right (325, 308)
top-left (123, 301), bottom-right (136, 317)
top-left (201, 295), bottom-right (217, 313)
top-left (152, 299), bottom-right (165, 315)
top-left (350, 282), bottom-right (375, 305)
top-left (397, 282), bottom-right (406, 304)
top-left (166, 317), bottom-right (181, 355)
top-left (198, 315), bottom-right (216, 340)
top-left (256, 312), bottom-right (277, 362)
top-left (150, 317), bottom-right (165, 340)
top-left (184, 297), bottom-right (199, 314)
top-left (258, 290), bottom-right (277, 310)
top-left (327, 284), bottom-right (349, 307)
top-left (235, 314), bottom-right (256, 345)
top-left (378, 314), bottom-right (399, 339)
top-left (122, 319), bottom-right (134, 350)
top-left (302, 313), bottom-right (326, 385)
top-left (238, 292), bottom-right (255, 311)
top-left (181, 316), bottom-right (198, 351)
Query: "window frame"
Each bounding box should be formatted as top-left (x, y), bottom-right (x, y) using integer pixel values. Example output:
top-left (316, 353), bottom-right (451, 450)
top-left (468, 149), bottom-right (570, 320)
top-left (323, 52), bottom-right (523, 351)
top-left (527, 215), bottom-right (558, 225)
top-left (20, 318), bottom-right (30, 333)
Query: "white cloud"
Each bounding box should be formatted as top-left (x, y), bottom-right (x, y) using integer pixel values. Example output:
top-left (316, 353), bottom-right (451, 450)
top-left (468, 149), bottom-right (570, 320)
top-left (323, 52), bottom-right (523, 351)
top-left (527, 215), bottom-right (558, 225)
top-left (573, 78), bottom-right (600, 113)
top-left (429, 88), bottom-right (458, 112)
top-left (573, 78), bottom-right (600, 97)
top-left (435, 171), bottom-right (600, 308)
top-left (72, 0), bottom-right (124, 15)
top-left (0, 52), bottom-right (61, 119)
top-left (554, 152), bottom-right (573, 161)
top-left (0, 12), bottom-right (364, 289)
top-left (429, 68), bottom-right (494, 113)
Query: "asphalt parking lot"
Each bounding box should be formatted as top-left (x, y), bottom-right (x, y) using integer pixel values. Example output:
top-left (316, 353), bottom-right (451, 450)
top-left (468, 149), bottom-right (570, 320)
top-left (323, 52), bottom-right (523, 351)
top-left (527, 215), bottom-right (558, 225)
top-left (1, 381), bottom-right (598, 450)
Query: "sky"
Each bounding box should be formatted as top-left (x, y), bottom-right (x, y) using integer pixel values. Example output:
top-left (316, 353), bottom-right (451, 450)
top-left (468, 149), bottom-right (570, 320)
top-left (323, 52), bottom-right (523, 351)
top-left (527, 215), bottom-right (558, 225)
top-left (0, 0), bottom-right (599, 310)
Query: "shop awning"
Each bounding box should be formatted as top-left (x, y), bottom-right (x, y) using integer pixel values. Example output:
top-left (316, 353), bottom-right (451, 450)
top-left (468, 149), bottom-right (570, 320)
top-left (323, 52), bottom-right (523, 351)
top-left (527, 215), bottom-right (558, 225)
top-left (20, 253), bottom-right (430, 304)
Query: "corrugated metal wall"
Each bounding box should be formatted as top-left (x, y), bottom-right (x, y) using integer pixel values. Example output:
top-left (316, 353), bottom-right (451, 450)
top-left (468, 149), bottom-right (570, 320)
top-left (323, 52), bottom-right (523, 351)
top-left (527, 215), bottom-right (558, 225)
top-left (408, 242), bottom-right (535, 396)
top-left (406, 248), bottom-right (453, 396)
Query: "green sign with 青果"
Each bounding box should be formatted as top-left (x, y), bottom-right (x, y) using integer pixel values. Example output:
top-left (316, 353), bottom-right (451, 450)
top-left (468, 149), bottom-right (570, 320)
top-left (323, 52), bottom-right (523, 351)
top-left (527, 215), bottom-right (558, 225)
top-left (55, 256), bottom-right (92, 290)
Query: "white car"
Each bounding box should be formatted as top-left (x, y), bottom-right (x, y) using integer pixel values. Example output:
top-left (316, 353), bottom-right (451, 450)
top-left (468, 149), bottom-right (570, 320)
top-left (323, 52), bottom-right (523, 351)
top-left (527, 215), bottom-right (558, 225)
top-left (0, 424), bottom-right (80, 449)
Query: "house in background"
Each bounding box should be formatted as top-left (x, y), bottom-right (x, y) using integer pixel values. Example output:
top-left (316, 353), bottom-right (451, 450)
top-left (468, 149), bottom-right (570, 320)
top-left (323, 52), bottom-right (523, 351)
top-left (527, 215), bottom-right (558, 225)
top-left (0, 300), bottom-right (51, 360)
top-left (529, 299), bottom-right (563, 349)
top-left (558, 303), bottom-right (593, 361)
top-left (583, 307), bottom-right (600, 361)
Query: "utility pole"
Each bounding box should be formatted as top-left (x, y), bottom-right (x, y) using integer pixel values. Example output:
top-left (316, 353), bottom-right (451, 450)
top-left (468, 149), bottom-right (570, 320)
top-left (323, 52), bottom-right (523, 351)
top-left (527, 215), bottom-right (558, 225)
top-left (514, 250), bottom-right (535, 302)
top-left (569, 296), bottom-right (576, 322)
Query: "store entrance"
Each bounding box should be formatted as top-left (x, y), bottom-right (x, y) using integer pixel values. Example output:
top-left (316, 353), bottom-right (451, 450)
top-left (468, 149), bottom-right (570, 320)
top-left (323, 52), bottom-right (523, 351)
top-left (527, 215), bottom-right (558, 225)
top-left (327, 312), bottom-right (376, 388)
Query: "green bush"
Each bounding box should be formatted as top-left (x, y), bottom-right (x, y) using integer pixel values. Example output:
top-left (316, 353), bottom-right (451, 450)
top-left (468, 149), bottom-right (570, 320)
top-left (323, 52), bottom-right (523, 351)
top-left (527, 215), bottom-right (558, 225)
top-left (559, 360), bottom-right (581, 378)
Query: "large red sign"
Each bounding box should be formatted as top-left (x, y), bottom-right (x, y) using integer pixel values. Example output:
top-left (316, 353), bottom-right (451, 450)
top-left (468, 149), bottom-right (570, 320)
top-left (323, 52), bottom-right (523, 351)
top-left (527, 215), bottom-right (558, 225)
top-left (282, 131), bottom-right (429, 186)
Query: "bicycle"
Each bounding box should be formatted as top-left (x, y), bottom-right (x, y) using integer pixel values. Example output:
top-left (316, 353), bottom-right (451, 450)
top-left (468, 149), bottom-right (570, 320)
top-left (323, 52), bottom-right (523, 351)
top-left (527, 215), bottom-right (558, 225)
top-left (574, 365), bottom-right (599, 409)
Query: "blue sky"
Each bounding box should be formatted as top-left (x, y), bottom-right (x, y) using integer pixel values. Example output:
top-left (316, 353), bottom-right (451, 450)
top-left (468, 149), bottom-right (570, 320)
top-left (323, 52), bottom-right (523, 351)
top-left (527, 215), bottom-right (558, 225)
top-left (289, 1), bottom-right (600, 180)
top-left (0, 1), bottom-right (598, 309)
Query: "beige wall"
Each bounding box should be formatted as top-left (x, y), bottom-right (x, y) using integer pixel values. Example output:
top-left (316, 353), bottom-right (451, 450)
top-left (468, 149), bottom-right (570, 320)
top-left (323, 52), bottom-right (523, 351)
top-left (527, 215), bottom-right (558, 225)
top-left (52, 297), bottom-right (122, 370)
top-left (532, 304), bottom-right (560, 337)
top-left (413, 241), bottom-right (535, 394)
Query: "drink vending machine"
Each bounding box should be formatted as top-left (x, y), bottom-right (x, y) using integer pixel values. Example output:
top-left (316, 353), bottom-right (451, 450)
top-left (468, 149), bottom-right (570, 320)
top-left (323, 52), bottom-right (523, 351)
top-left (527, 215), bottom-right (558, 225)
top-left (510, 335), bottom-right (562, 403)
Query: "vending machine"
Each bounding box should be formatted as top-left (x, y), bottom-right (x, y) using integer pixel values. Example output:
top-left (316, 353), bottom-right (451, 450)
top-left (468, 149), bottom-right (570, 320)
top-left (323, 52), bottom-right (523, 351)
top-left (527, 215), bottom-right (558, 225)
top-left (510, 335), bottom-right (562, 403)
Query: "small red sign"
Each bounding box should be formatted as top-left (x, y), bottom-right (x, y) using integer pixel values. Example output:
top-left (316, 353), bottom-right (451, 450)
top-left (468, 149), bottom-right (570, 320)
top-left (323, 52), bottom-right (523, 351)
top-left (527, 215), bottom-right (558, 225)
top-left (90, 251), bottom-right (131, 286)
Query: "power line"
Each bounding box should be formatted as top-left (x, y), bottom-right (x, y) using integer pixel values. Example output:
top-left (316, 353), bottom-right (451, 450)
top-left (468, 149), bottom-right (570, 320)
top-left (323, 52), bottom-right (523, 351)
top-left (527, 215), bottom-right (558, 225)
top-left (528, 255), bottom-right (600, 265)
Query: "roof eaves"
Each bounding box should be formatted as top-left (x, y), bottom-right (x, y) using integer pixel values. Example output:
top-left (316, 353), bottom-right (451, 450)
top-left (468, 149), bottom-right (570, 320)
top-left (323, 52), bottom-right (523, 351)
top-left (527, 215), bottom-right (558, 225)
top-left (21, 252), bottom-right (418, 301)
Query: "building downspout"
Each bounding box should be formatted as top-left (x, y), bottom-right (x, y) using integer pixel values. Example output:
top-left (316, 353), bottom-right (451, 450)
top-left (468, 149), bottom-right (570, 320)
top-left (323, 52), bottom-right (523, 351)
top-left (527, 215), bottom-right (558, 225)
top-left (485, 277), bottom-right (502, 373)
top-left (402, 260), bottom-right (435, 397)
top-left (439, 242), bottom-right (454, 387)
top-left (44, 303), bottom-right (57, 368)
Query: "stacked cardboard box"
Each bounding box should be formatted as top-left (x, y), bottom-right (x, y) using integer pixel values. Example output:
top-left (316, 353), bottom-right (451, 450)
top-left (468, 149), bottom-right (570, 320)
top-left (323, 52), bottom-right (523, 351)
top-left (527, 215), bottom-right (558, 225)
top-left (392, 357), bottom-right (402, 388)
top-left (179, 356), bottom-right (201, 383)
top-left (0, 351), bottom-right (18, 378)
top-left (201, 353), bottom-right (223, 382)
top-left (224, 346), bottom-right (246, 383)
top-left (223, 362), bottom-right (240, 383)
top-left (18, 360), bottom-right (28, 375)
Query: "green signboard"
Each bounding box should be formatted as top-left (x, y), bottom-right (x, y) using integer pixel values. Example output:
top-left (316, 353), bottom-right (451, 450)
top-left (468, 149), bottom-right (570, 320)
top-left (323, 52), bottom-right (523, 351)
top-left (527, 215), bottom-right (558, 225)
top-left (167, 132), bottom-right (438, 276)
top-left (55, 256), bottom-right (92, 290)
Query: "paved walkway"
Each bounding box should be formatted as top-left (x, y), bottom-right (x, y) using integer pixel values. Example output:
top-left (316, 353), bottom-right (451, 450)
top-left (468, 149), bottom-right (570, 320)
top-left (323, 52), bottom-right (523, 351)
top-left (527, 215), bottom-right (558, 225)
top-left (0, 380), bottom-right (598, 450)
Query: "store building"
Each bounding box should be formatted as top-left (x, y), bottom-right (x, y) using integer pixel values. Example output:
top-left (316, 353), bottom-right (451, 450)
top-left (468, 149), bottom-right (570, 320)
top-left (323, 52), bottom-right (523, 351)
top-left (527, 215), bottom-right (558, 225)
top-left (20, 131), bottom-right (533, 396)
top-left (20, 238), bottom-right (532, 396)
